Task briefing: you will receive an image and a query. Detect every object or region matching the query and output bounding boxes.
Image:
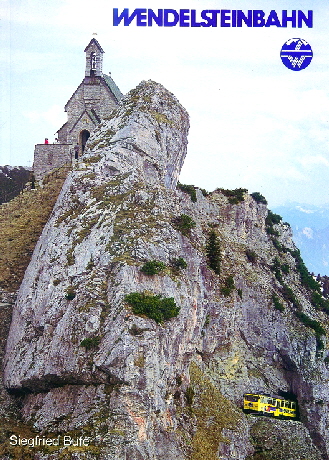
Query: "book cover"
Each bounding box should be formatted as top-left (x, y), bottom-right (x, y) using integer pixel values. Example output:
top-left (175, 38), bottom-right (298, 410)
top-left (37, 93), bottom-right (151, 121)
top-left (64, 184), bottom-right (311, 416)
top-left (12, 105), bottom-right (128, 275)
top-left (0, 1), bottom-right (328, 459)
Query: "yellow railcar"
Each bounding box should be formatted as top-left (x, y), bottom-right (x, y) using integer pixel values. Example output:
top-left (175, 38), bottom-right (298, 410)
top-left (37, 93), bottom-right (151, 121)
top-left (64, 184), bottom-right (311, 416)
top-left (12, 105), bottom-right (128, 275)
top-left (243, 393), bottom-right (297, 419)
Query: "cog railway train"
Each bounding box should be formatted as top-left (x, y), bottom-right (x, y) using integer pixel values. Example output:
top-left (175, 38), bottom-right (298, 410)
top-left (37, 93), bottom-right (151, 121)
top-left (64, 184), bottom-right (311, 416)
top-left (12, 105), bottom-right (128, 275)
top-left (243, 393), bottom-right (297, 419)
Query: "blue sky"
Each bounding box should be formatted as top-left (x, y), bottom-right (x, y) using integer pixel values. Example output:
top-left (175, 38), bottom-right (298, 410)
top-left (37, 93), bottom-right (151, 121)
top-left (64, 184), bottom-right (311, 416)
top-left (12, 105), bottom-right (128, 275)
top-left (1, 0), bottom-right (329, 207)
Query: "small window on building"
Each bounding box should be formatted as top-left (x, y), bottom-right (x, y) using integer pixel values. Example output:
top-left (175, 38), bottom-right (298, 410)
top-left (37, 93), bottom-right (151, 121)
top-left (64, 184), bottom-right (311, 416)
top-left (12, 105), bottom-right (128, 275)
top-left (90, 52), bottom-right (96, 69)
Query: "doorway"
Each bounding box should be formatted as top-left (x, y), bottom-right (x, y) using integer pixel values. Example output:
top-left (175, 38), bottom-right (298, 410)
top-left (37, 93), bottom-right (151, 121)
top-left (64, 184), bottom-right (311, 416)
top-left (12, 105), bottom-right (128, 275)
top-left (79, 130), bottom-right (90, 155)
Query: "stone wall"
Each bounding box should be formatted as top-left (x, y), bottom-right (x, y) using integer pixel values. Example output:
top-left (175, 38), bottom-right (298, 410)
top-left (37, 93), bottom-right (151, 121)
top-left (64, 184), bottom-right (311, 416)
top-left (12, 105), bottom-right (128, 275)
top-left (64, 80), bottom-right (118, 148)
top-left (98, 83), bottom-right (118, 117)
top-left (65, 85), bottom-right (86, 120)
top-left (33, 144), bottom-right (71, 180)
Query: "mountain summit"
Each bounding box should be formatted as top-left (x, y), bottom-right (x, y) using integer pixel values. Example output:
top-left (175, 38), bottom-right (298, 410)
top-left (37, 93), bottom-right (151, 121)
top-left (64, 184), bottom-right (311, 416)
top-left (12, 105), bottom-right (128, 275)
top-left (3, 81), bottom-right (329, 460)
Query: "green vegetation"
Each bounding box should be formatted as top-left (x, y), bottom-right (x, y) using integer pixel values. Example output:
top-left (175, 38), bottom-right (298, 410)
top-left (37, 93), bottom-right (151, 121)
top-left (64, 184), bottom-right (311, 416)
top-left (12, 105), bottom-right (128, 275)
top-left (272, 293), bottom-right (285, 312)
top-left (266, 226), bottom-right (279, 236)
top-left (271, 257), bottom-right (283, 283)
top-left (266, 210), bottom-right (282, 225)
top-left (317, 337), bottom-right (325, 351)
top-left (65, 286), bottom-right (76, 301)
top-left (293, 250), bottom-right (321, 292)
top-left (311, 291), bottom-right (329, 312)
top-left (177, 182), bottom-right (197, 202)
top-left (219, 187), bottom-right (247, 204)
top-left (245, 249), bottom-right (257, 263)
top-left (295, 311), bottom-right (326, 337)
top-left (172, 214), bottom-right (196, 236)
top-left (279, 247), bottom-right (329, 318)
top-left (189, 362), bottom-right (241, 460)
top-left (91, 173), bottom-right (131, 208)
top-left (128, 324), bottom-right (144, 336)
top-left (141, 260), bottom-right (166, 275)
top-left (270, 257), bottom-right (290, 278)
top-left (84, 154), bottom-right (102, 164)
top-left (265, 210), bottom-right (282, 236)
top-left (176, 375), bottom-right (183, 386)
top-left (268, 242), bottom-right (328, 342)
top-left (55, 198), bottom-right (84, 226)
top-left (272, 238), bottom-right (286, 252)
top-left (206, 230), bottom-right (221, 275)
top-left (66, 247), bottom-right (75, 266)
top-left (75, 216), bottom-right (99, 245)
top-left (204, 315), bottom-right (210, 327)
top-left (281, 283), bottom-right (299, 307)
top-left (250, 192), bottom-right (268, 205)
top-left (80, 336), bottom-right (101, 350)
top-left (170, 257), bottom-right (187, 271)
top-left (200, 188), bottom-right (209, 197)
top-left (185, 386), bottom-right (195, 406)
top-left (269, 237), bottom-right (328, 320)
top-left (134, 354), bottom-right (145, 368)
top-left (81, 172), bottom-right (96, 181)
top-left (221, 275), bottom-right (235, 297)
top-left (0, 166), bottom-right (69, 291)
top-left (248, 418), bottom-right (318, 460)
top-left (273, 267), bottom-right (282, 283)
top-left (281, 263), bottom-right (290, 274)
top-left (150, 110), bottom-right (174, 126)
top-left (124, 292), bottom-right (180, 323)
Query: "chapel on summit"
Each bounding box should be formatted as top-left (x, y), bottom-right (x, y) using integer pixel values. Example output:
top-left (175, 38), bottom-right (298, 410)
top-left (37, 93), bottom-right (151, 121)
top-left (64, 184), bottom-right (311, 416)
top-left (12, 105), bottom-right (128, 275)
top-left (33, 39), bottom-right (123, 180)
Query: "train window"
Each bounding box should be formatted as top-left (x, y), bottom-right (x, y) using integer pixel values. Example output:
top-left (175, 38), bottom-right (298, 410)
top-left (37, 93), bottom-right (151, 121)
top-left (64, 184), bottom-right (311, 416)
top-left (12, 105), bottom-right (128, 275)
top-left (245, 395), bottom-right (259, 402)
top-left (291, 402), bottom-right (296, 409)
top-left (285, 401), bottom-right (290, 408)
top-left (281, 401), bottom-right (284, 408)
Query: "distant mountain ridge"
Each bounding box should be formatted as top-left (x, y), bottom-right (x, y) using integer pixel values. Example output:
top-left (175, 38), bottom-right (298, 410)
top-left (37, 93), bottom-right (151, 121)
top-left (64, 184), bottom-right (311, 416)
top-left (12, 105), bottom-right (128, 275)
top-left (273, 202), bottom-right (329, 276)
top-left (0, 166), bottom-right (32, 204)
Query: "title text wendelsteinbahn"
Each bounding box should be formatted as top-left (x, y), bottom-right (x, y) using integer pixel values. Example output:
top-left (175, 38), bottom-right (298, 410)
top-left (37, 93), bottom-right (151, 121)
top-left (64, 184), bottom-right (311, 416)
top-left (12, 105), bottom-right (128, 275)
top-left (113, 9), bottom-right (313, 28)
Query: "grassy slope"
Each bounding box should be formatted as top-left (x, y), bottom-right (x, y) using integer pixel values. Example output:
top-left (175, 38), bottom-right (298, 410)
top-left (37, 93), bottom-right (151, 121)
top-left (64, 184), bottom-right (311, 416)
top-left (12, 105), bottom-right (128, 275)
top-left (0, 167), bottom-right (69, 292)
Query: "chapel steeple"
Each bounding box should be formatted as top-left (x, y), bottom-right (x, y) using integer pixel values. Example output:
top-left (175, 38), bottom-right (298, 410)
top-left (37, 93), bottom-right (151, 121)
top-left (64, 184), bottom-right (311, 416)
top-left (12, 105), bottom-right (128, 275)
top-left (84, 38), bottom-right (104, 77)
top-left (33, 40), bottom-right (123, 180)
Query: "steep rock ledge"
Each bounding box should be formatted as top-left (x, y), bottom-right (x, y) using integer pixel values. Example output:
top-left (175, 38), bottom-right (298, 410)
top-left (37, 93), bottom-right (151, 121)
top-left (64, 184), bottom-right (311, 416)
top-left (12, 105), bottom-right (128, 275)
top-left (3, 80), bottom-right (329, 460)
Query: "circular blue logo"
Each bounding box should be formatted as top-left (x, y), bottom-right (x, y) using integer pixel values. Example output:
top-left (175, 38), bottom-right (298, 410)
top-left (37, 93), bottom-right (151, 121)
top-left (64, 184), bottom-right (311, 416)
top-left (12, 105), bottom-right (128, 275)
top-left (280, 38), bottom-right (313, 71)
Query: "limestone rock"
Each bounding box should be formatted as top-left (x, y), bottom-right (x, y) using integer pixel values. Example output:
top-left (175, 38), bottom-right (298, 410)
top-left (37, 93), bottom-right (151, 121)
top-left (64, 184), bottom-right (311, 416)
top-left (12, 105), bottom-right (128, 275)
top-left (3, 80), bottom-right (329, 460)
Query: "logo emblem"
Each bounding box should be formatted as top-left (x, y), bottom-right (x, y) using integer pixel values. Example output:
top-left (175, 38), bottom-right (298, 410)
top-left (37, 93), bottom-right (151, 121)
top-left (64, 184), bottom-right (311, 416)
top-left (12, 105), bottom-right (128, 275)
top-left (280, 38), bottom-right (313, 71)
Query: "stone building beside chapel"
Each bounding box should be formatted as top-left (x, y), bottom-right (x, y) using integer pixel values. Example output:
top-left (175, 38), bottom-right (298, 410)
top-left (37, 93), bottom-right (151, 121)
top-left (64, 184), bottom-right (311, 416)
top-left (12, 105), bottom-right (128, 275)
top-left (33, 39), bottom-right (122, 180)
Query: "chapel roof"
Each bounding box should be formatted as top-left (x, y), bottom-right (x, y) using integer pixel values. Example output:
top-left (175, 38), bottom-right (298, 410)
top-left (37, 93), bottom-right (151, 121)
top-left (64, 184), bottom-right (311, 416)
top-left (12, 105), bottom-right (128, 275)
top-left (103, 74), bottom-right (123, 102)
top-left (84, 38), bottom-right (104, 53)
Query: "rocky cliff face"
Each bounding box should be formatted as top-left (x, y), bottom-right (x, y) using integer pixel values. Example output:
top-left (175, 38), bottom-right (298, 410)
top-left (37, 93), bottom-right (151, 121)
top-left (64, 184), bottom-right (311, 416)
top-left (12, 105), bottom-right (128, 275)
top-left (3, 80), bottom-right (329, 460)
